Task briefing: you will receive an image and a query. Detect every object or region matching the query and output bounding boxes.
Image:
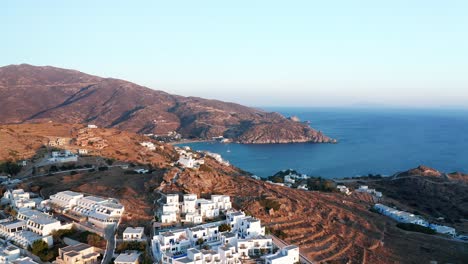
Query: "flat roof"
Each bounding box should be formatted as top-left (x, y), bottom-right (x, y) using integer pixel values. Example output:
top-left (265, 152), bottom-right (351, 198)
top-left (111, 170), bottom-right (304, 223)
top-left (0, 220), bottom-right (26, 229)
top-left (124, 227), bottom-right (144, 234)
top-left (115, 252), bottom-right (140, 262)
top-left (29, 215), bottom-right (59, 225)
top-left (57, 190), bottom-right (83, 197)
top-left (81, 196), bottom-right (106, 203)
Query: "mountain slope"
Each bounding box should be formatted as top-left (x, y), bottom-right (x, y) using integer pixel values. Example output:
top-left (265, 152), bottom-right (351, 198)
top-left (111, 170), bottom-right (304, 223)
top-left (0, 64), bottom-right (334, 143)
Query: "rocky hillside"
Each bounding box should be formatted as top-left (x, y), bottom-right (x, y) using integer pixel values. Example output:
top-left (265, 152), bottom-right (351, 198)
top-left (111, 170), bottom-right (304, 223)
top-left (0, 64), bottom-right (334, 144)
top-left (3, 124), bottom-right (467, 263)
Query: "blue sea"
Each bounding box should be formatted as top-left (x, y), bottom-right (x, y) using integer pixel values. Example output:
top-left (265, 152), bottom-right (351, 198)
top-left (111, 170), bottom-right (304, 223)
top-left (181, 108), bottom-right (468, 179)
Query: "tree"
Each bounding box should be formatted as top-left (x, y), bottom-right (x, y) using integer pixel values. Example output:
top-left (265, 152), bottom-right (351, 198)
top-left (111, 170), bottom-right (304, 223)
top-left (218, 223), bottom-right (232, 232)
top-left (196, 238), bottom-right (204, 249)
top-left (0, 161), bottom-right (22, 175)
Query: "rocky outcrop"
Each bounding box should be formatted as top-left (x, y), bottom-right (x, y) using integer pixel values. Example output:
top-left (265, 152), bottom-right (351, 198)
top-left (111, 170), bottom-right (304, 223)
top-left (396, 165), bottom-right (442, 178)
top-left (0, 64), bottom-right (334, 144)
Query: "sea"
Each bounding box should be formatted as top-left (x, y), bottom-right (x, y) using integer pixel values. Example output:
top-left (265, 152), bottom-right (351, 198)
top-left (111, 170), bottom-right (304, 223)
top-left (180, 107), bottom-right (468, 179)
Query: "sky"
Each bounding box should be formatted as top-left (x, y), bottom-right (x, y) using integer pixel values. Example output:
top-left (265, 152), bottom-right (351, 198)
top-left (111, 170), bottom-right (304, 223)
top-left (2, 0), bottom-right (468, 108)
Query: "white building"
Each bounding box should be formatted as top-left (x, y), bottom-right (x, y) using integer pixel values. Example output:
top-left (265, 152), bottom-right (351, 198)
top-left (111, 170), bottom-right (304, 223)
top-left (236, 236), bottom-right (273, 258)
top-left (336, 185), bottom-right (351, 195)
top-left (284, 175), bottom-right (295, 184)
top-left (114, 252), bottom-right (140, 264)
top-left (12, 257), bottom-right (39, 264)
top-left (140, 141), bottom-right (156, 151)
top-left (49, 191), bottom-right (84, 210)
top-left (264, 245), bottom-right (300, 264)
top-left (77, 149), bottom-right (88, 155)
top-left (153, 229), bottom-right (192, 260)
top-left (0, 220), bottom-right (27, 237)
top-left (2, 189), bottom-right (37, 209)
top-left (211, 195), bottom-right (232, 211)
top-left (8, 230), bottom-right (53, 248)
top-left (373, 204), bottom-right (428, 226)
top-left (48, 150), bottom-right (78, 163)
top-left (226, 211), bottom-right (265, 239)
top-left (27, 214), bottom-right (70, 236)
top-left (182, 194), bottom-right (198, 214)
top-left (187, 225), bottom-right (220, 244)
top-left (429, 224), bottom-right (456, 236)
top-left (87, 124), bottom-right (98, 129)
top-left (0, 242), bottom-right (21, 263)
top-left (87, 201), bottom-right (124, 227)
top-left (160, 193), bottom-right (231, 225)
top-left (123, 227), bottom-right (145, 241)
top-left (55, 243), bottom-right (100, 264)
top-left (196, 199), bottom-right (219, 219)
top-left (357, 185), bottom-right (382, 198)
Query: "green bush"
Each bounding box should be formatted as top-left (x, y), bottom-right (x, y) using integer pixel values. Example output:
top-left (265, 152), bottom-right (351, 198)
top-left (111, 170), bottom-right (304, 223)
top-left (219, 223), bottom-right (232, 232)
top-left (0, 161), bottom-right (22, 175)
top-left (29, 240), bottom-right (57, 262)
top-left (258, 198), bottom-right (281, 211)
top-left (116, 241), bottom-right (146, 253)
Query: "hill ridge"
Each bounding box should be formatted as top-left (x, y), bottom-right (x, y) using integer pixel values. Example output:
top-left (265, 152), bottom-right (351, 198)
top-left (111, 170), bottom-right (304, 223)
top-left (0, 64), bottom-right (334, 144)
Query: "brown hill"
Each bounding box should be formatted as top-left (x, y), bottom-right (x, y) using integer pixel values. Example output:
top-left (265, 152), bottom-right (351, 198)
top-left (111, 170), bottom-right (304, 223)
top-left (396, 165), bottom-right (442, 178)
top-left (0, 64), bottom-right (333, 144)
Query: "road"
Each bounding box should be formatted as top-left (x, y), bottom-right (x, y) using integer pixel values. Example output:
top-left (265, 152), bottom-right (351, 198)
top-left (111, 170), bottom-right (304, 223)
top-left (268, 234), bottom-right (314, 264)
top-left (102, 225), bottom-right (117, 264)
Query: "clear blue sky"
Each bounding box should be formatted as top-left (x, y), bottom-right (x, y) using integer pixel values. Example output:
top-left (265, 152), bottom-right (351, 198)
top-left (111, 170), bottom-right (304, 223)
top-left (2, 1), bottom-right (467, 108)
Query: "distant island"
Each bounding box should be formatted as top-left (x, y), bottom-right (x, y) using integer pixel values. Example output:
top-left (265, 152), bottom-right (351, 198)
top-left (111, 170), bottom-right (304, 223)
top-left (0, 64), bottom-right (335, 144)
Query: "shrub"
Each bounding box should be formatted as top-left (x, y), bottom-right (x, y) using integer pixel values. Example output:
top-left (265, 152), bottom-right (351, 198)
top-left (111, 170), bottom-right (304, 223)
top-left (258, 198), bottom-right (281, 211)
top-left (116, 241), bottom-right (146, 253)
top-left (396, 223), bottom-right (436, 234)
top-left (199, 164), bottom-right (213, 172)
top-left (29, 240), bottom-right (57, 262)
top-left (0, 161), bottom-right (22, 175)
top-left (219, 223), bottom-right (232, 232)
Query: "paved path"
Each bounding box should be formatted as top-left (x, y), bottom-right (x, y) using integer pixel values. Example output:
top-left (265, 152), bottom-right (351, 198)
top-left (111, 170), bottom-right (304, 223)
top-left (102, 225), bottom-right (117, 264)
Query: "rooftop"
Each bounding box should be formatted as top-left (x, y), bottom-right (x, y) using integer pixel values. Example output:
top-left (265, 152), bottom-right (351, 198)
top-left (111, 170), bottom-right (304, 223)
top-left (29, 215), bottom-right (59, 225)
top-left (56, 190), bottom-right (83, 197)
top-left (61, 243), bottom-right (93, 253)
top-left (124, 227), bottom-right (144, 234)
top-left (115, 252), bottom-right (140, 262)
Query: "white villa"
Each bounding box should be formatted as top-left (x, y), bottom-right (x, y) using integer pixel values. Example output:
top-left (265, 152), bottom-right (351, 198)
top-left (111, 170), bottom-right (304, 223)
top-left (374, 204), bottom-right (428, 226)
top-left (336, 185), bottom-right (352, 195)
top-left (226, 211), bottom-right (265, 239)
top-left (0, 218), bottom-right (55, 248)
top-left (357, 185), bottom-right (383, 198)
top-left (49, 191), bottom-right (84, 210)
top-left (160, 194), bottom-right (232, 225)
top-left (264, 245), bottom-right (300, 264)
top-left (140, 141), bottom-right (156, 151)
top-left (49, 191), bottom-right (124, 228)
top-left (27, 214), bottom-right (71, 236)
top-left (0, 242), bottom-right (21, 263)
top-left (123, 227), bottom-right (145, 241)
top-left (2, 189), bottom-right (40, 209)
top-left (48, 150), bottom-right (78, 163)
top-left (152, 209), bottom-right (297, 264)
top-left (176, 147), bottom-right (205, 169)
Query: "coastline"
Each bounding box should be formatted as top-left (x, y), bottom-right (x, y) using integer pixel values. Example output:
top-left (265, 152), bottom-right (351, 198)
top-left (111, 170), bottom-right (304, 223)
top-left (169, 139), bottom-right (216, 146)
